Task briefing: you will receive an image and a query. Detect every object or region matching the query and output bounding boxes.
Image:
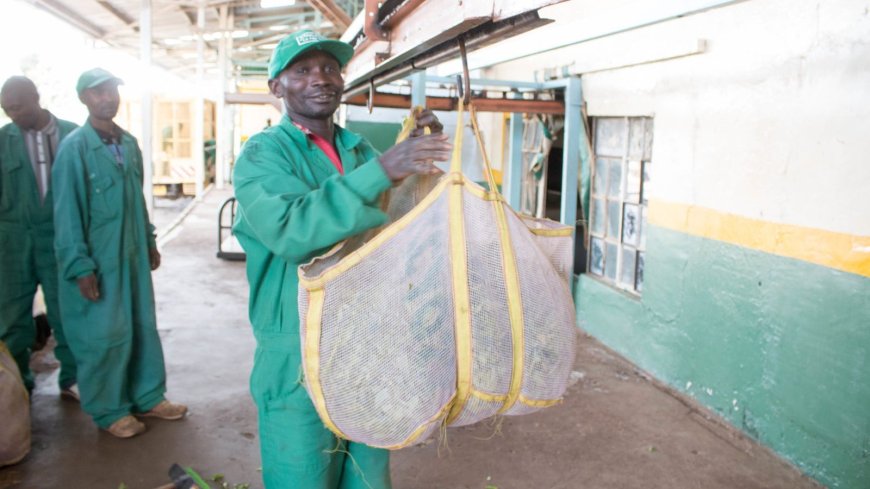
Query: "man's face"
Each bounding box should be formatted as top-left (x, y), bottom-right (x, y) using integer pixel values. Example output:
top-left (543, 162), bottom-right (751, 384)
top-left (1, 88), bottom-right (42, 131)
top-left (269, 50), bottom-right (344, 120)
top-left (79, 81), bottom-right (120, 122)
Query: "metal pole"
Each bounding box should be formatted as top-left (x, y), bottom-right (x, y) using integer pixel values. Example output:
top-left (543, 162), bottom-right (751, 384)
top-left (194, 1), bottom-right (206, 199)
top-left (410, 70), bottom-right (426, 108)
top-left (225, 11), bottom-right (235, 186)
top-left (562, 77), bottom-right (582, 290)
top-left (505, 96), bottom-right (523, 210)
top-left (140, 0), bottom-right (153, 215)
top-left (215, 5), bottom-right (228, 190)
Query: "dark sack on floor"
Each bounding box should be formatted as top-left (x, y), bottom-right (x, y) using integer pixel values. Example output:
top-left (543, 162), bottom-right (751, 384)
top-left (0, 341), bottom-right (30, 466)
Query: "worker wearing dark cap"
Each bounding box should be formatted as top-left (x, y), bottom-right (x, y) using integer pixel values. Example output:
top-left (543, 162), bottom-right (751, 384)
top-left (51, 68), bottom-right (187, 439)
top-left (233, 30), bottom-right (451, 488)
top-left (0, 76), bottom-right (79, 397)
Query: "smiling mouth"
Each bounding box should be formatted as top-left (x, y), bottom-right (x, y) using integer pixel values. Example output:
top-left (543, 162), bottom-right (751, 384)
top-left (310, 92), bottom-right (338, 102)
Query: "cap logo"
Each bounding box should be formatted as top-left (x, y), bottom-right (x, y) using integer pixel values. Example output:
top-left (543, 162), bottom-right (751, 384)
top-left (296, 31), bottom-right (324, 46)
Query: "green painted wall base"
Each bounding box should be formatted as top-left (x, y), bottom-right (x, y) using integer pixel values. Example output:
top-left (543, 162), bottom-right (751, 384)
top-left (576, 225), bottom-right (870, 488)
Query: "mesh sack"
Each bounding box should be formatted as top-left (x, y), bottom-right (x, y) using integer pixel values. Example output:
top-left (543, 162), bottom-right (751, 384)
top-left (298, 102), bottom-right (576, 449)
top-left (0, 341), bottom-right (30, 467)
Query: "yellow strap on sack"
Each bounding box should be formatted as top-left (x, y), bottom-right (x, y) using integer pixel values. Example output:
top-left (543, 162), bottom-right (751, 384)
top-left (446, 99), bottom-right (473, 424)
top-left (468, 104), bottom-right (526, 414)
top-left (303, 289), bottom-right (350, 440)
top-left (396, 106), bottom-right (430, 143)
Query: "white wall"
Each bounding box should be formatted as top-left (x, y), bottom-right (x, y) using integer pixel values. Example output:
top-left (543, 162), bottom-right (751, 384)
top-left (483, 0), bottom-right (870, 236)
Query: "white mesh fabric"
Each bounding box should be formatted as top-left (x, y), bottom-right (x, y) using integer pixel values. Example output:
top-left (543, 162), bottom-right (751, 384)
top-left (450, 188), bottom-right (514, 426)
top-left (504, 205), bottom-right (576, 414)
top-left (520, 215), bottom-right (575, 287)
top-left (313, 192), bottom-right (456, 447)
top-left (450, 394), bottom-right (504, 427)
top-left (384, 173), bottom-right (440, 221)
top-left (298, 175), bottom-right (577, 447)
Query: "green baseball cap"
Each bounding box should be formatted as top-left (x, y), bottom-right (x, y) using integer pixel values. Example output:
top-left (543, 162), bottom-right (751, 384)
top-left (76, 68), bottom-right (123, 95)
top-left (268, 29), bottom-right (354, 79)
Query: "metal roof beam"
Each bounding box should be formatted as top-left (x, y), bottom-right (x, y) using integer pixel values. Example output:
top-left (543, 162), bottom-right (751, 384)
top-left (301, 0), bottom-right (351, 31)
top-left (26, 0), bottom-right (106, 38)
top-left (233, 5), bottom-right (308, 16)
top-left (96, 0), bottom-right (136, 27)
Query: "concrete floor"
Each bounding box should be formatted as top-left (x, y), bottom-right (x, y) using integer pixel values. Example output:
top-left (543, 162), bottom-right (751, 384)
top-left (0, 188), bottom-right (823, 489)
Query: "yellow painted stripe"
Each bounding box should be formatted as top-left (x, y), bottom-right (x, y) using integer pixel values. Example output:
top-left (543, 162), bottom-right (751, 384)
top-left (649, 200), bottom-right (870, 278)
top-left (519, 394), bottom-right (563, 409)
top-left (381, 395), bottom-right (456, 450)
top-left (447, 103), bottom-right (474, 425)
top-left (302, 288), bottom-right (349, 440)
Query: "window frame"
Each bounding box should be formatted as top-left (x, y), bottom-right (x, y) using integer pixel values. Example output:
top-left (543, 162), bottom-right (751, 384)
top-left (587, 116), bottom-right (652, 295)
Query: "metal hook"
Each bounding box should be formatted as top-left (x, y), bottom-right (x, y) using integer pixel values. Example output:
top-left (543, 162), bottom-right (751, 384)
top-left (458, 37), bottom-right (471, 105)
top-left (367, 79), bottom-right (374, 114)
top-left (455, 74), bottom-right (464, 104)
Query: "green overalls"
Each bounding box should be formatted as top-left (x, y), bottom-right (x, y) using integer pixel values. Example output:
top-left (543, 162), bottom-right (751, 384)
top-left (0, 117), bottom-right (78, 391)
top-left (234, 116), bottom-right (392, 489)
top-left (52, 122), bottom-right (166, 428)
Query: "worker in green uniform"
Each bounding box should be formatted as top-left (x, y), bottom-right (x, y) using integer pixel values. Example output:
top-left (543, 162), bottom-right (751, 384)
top-left (52, 68), bottom-right (187, 439)
top-left (233, 30), bottom-right (452, 488)
top-left (0, 76), bottom-right (78, 397)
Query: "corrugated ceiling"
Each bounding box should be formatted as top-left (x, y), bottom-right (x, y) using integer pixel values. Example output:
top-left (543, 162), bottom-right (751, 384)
top-left (23, 0), bottom-right (362, 79)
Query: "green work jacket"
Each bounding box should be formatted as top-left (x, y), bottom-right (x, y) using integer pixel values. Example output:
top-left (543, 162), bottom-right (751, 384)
top-left (0, 117), bottom-right (78, 237)
top-left (233, 116), bottom-right (392, 350)
top-left (51, 122), bottom-right (157, 334)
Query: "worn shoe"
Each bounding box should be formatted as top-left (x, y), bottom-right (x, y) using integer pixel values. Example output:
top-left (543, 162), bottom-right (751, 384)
top-left (105, 415), bottom-right (146, 438)
top-left (60, 383), bottom-right (80, 402)
top-left (139, 400), bottom-right (188, 420)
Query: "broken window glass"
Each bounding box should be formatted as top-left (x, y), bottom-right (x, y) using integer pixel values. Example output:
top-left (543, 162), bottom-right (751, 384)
top-left (590, 237), bottom-right (604, 276)
top-left (622, 203), bottom-right (640, 246)
top-left (636, 251), bottom-right (645, 291)
top-left (588, 115), bottom-right (653, 295)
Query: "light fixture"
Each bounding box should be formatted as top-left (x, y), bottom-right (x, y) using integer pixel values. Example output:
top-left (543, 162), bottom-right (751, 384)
top-left (258, 43), bottom-right (278, 49)
top-left (269, 25), bottom-right (290, 31)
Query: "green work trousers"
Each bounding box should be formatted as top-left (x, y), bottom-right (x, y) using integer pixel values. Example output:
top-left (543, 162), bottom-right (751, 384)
top-left (59, 253), bottom-right (166, 428)
top-left (0, 229), bottom-right (76, 391)
top-left (252, 343), bottom-right (391, 489)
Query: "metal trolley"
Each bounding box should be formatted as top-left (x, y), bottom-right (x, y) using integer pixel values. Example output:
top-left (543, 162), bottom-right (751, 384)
top-left (216, 197), bottom-right (246, 261)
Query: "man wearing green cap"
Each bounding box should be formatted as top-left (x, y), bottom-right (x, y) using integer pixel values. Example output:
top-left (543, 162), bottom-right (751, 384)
top-left (234, 30), bottom-right (451, 488)
top-left (0, 75), bottom-right (79, 397)
top-left (52, 67), bottom-right (187, 439)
